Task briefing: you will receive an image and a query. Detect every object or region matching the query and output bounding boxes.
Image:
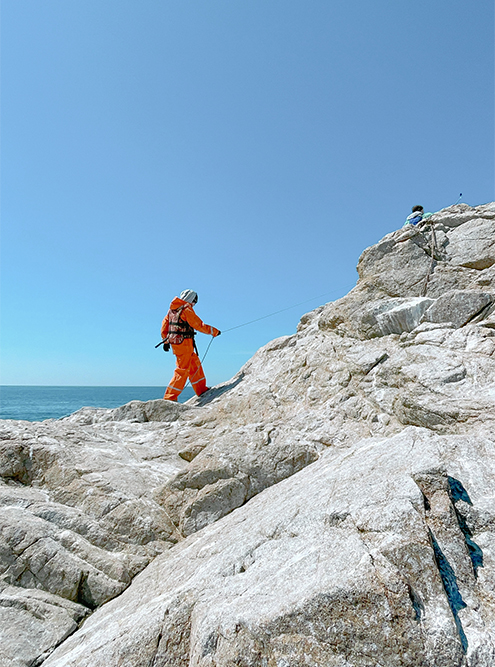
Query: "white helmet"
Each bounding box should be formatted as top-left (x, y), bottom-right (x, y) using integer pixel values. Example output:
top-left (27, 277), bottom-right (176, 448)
top-left (180, 289), bottom-right (198, 304)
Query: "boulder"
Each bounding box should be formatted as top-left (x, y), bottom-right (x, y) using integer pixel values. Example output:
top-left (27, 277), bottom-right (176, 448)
top-left (422, 290), bottom-right (493, 328)
top-left (446, 217), bottom-right (495, 270)
top-left (357, 236), bottom-right (433, 297)
top-left (425, 201), bottom-right (495, 228)
top-left (0, 585), bottom-right (87, 667)
top-left (374, 296), bottom-right (435, 335)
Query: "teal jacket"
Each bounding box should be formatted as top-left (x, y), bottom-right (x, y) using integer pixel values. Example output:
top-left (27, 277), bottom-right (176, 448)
top-left (403, 211), bottom-right (433, 227)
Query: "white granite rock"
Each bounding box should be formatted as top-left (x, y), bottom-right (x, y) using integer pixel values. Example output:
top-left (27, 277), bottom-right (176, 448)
top-left (375, 296), bottom-right (435, 335)
top-left (43, 428), bottom-right (495, 667)
top-left (2, 203), bottom-right (495, 665)
top-left (446, 217), bottom-right (495, 270)
top-left (422, 290), bottom-right (493, 328)
top-left (0, 585), bottom-right (87, 667)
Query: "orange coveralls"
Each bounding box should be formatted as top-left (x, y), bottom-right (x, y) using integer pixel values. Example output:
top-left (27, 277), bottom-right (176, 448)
top-left (161, 297), bottom-right (220, 401)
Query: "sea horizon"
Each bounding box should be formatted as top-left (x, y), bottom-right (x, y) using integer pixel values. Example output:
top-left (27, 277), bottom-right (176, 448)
top-left (0, 385), bottom-right (195, 422)
top-left (1, 384), bottom-right (166, 387)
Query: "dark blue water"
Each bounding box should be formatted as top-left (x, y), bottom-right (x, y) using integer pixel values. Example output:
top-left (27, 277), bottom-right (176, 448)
top-left (0, 386), bottom-right (195, 422)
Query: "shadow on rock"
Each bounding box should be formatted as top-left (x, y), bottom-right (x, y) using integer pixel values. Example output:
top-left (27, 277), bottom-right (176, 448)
top-left (189, 373), bottom-right (245, 407)
top-left (429, 529), bottom-right (468, 652)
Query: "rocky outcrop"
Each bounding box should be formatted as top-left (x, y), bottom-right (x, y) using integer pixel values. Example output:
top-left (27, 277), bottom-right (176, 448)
top-left (42, 428), bottom-right (495, 667)
top-left (2, 202), bottom-right (495, 666)
top-left (319, 202), bottom-right (495, 338)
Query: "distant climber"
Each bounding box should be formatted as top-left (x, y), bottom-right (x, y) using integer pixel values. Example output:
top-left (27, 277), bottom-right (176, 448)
top-left (161, 290), bottom-right (221, 401)
top-left (403, 205), bottom-right (432, 227)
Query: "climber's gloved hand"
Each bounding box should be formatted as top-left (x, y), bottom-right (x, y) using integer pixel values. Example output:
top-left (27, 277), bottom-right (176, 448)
top-left (212, 328), bottom-right (221, 337)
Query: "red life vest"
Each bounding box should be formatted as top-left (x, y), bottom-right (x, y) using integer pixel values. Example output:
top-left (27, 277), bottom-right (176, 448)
top-left (166, 306), bottom-right (195, 344)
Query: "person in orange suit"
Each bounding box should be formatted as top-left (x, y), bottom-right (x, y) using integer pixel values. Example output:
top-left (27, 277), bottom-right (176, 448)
top-left (161, 290), bottom-right (220, 401)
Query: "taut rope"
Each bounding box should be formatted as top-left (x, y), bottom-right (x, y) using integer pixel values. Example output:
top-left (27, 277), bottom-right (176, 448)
top-left (420, 222), bottom-right (439, 297)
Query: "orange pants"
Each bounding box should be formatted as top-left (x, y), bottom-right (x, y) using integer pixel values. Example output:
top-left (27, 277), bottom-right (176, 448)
top-left (163, 339), bottom-right (207, 401)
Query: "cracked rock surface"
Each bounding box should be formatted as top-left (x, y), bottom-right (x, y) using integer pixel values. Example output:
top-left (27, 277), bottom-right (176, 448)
top-left (2, 202), bottom-right (495, 666)
top-left (43, 429), bottom-right (495, 667)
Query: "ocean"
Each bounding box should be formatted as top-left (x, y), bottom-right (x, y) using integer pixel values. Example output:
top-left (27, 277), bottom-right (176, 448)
top-left (0, 386), bottom-right (195, 422)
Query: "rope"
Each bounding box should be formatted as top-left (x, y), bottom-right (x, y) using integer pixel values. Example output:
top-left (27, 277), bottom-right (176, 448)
top-left (201, 197), bottom-right (462, 339)
top-left (200, 336), bottom-right (214, 364)
top-left (222, 285), bottom-right (355, 333)
top-left (180, 336), bottom-right (215, 394)
top-left (164, 285), bottom-right (354, 396)
top-left (420, 221), bottom-right (439, 297)
top-left (194, 286), bottom-right (353, 369)
top-left (407, 194), bottom-right (462, 297)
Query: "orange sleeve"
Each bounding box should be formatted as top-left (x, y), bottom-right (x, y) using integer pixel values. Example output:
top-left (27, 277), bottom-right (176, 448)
top-left (160, 314), bottom-right (169, 339)
top-left (182, 305), bottom-right (216, 335)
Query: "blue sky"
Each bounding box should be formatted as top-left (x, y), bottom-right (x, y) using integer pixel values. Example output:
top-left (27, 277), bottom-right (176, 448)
top-left (1, 0), bottom-right (494, 387)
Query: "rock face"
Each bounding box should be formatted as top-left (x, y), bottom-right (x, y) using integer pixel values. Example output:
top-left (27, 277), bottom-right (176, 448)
top-left (2, 202), bottom-right (495, 666)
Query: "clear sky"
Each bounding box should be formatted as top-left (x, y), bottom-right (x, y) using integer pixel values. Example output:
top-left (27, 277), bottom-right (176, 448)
top-left (1, 0), bottom-right (494, 387)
